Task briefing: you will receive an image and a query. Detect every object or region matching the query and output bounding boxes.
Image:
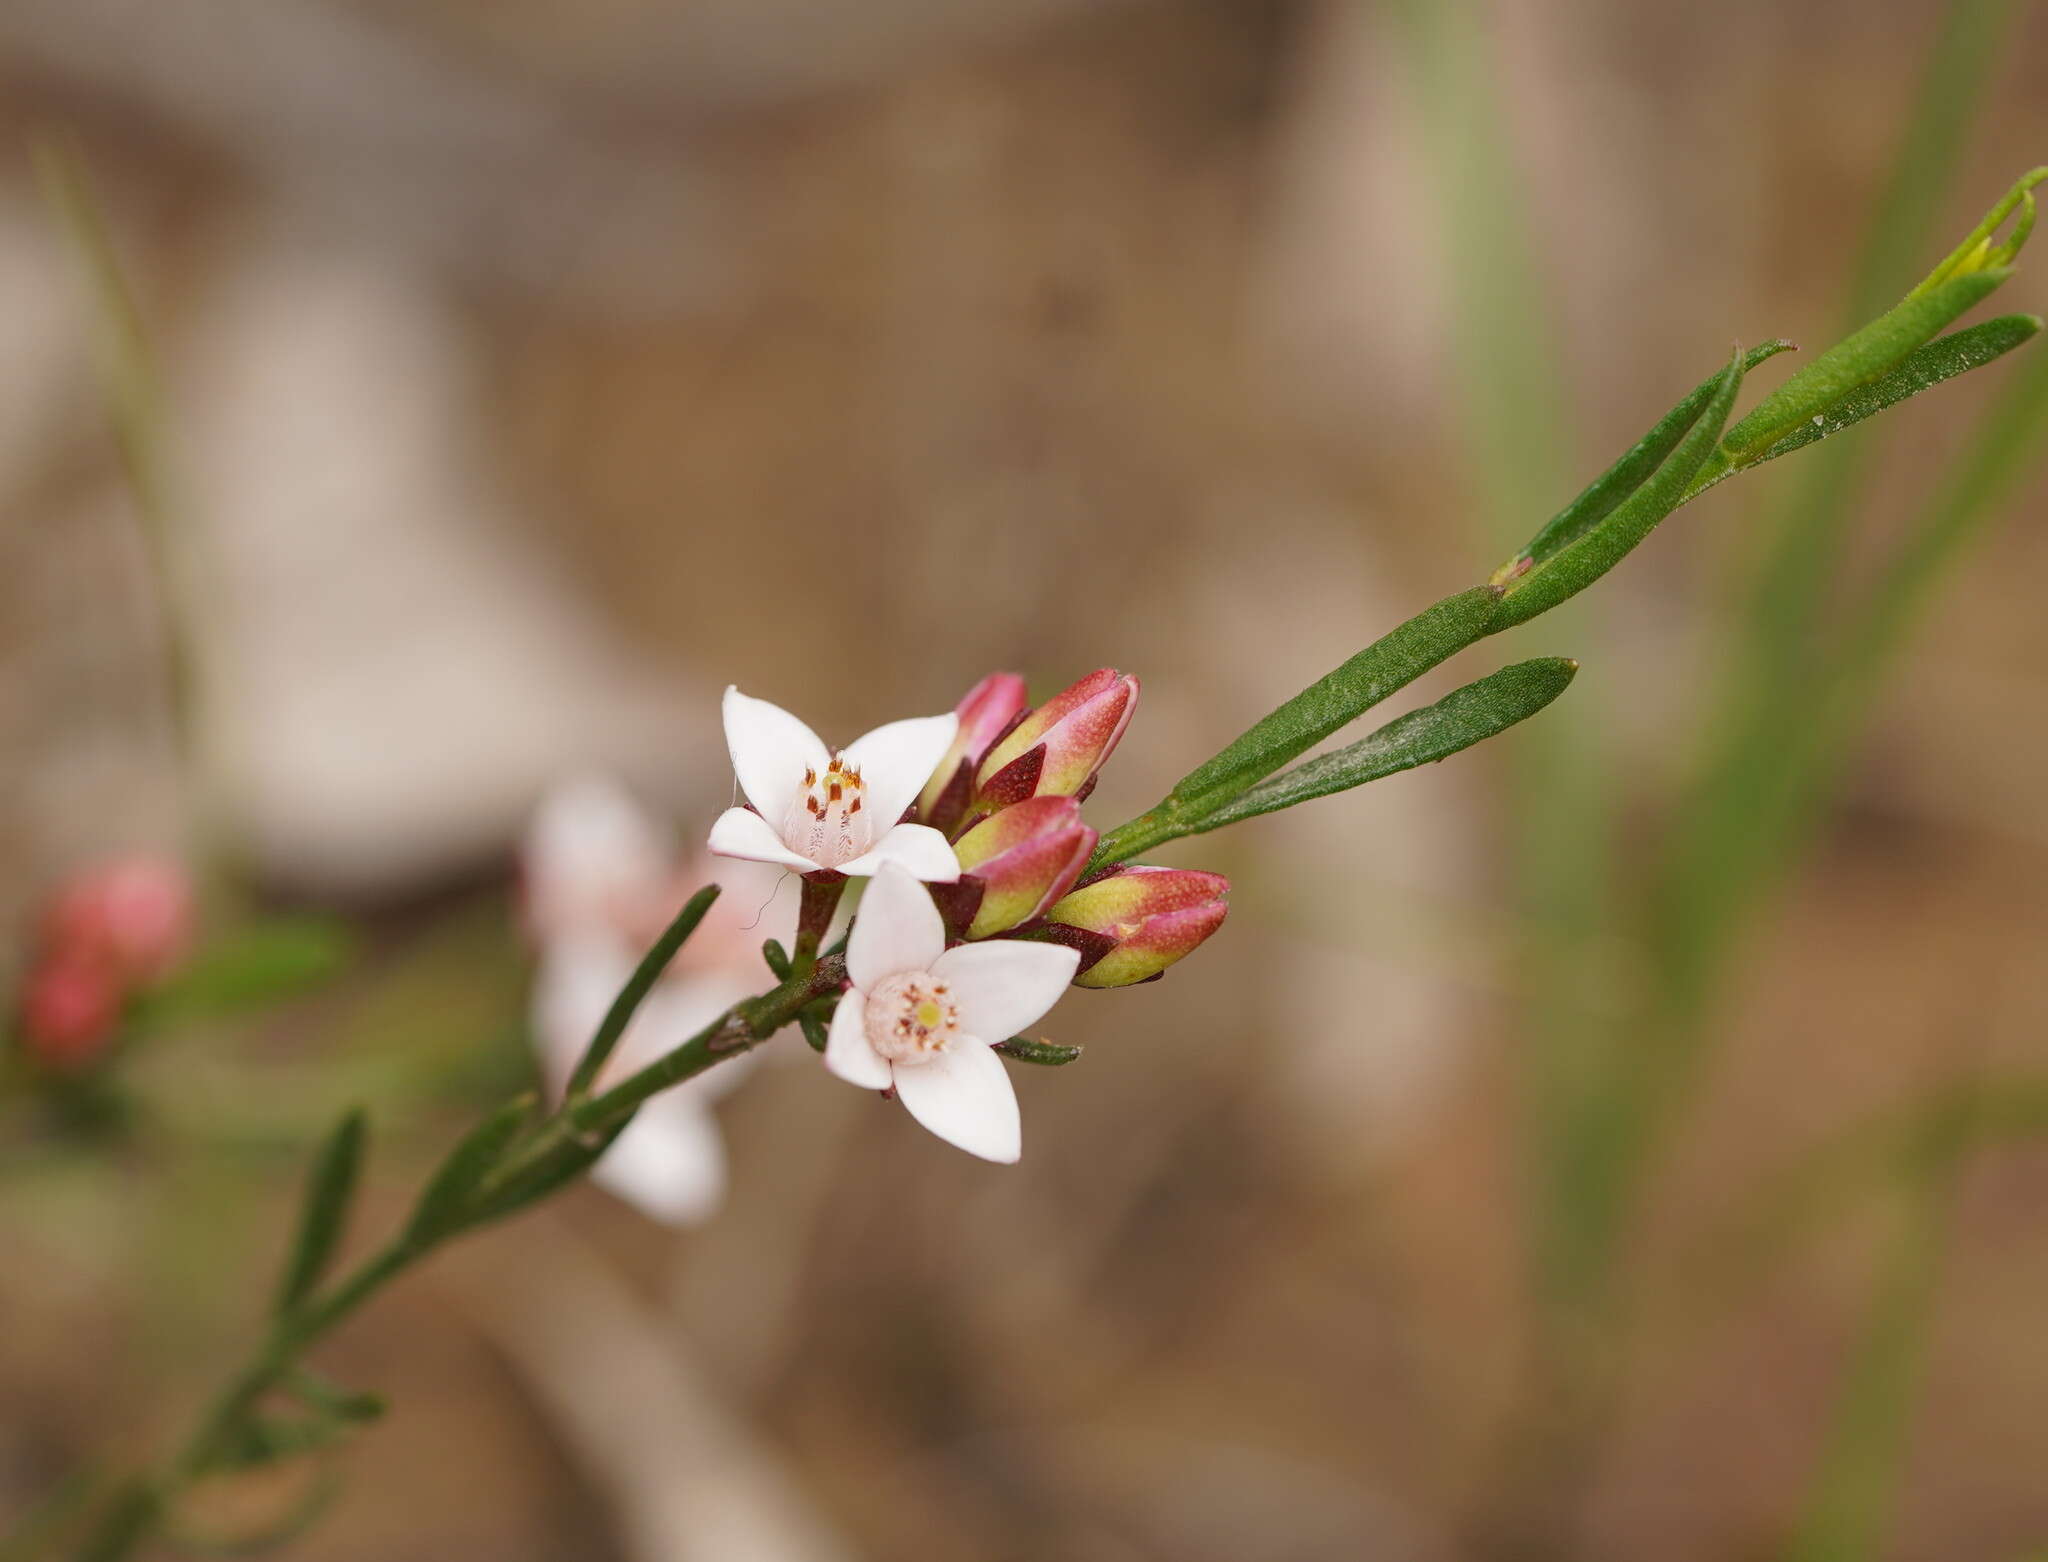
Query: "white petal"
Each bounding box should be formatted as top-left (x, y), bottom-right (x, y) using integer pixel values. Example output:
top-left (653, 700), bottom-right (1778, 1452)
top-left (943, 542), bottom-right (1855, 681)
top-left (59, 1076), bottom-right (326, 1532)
top-left (836, 822), bottom-right (960, 883)
top-left (707, 807), bottom-right (820, 873)
top-left (846, 862), bottom-right (947, 988)
top-left (823, 988), bottom-right (892, 1089)
top-left (843, 712), bottom-right (960, 830)
top-left (722, 686), bottom-right (830, 828)
top-left (892, 1041), bottom-right (1020, 1163)
top-left (931, 940), bottom-right (1080, 1040)
top-left (593, 1095), bottom-right (728, 1225)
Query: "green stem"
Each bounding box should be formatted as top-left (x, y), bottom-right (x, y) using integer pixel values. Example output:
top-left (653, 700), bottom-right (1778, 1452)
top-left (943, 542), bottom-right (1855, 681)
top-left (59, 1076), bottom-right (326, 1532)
top-left (61, 956), bottom-right (840, 1562)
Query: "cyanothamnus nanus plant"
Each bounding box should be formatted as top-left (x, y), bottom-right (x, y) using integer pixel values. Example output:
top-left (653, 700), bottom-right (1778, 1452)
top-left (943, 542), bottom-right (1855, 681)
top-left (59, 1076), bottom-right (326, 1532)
top-left (48, 167), bottom-right (2048, 1562)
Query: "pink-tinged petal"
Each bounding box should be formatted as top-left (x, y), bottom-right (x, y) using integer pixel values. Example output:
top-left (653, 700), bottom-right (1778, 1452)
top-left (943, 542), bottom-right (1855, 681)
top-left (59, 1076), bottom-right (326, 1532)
top-left (824, 988), bottom-right (892, 1089)
top-left (593, 1094), bottom-right (728, 1225)
top-left (707, 807), bottom-right (821, 873)
top-left (843, 712), bottom-right (959, 830)
top-left (930, 940), bottom-right (1079, 1039)
top-left (892, 1040), bottom-right (1021, 1163)
top-left (846, 863), bottom-right (948, 989)
top-left (722, 687), bottom-right (830, 827)
top-left (836, 823), bottom-right (961, 883)
top-left (916, 673), bottom-right (1031, 822)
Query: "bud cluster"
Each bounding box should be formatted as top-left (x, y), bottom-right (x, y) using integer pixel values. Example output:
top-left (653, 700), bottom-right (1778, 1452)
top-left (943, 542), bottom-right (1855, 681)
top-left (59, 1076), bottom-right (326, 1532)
top-left (12, 854), bottom-right (195, 1072)
top-left (913, 668), bottom-right (1227, 989)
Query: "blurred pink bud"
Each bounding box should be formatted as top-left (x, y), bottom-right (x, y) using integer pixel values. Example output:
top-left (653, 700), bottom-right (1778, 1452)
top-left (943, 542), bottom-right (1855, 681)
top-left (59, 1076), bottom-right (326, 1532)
top-left (43, 855), bottom-right (195, 987)
top-left (18, 955), bottom-right (122, 1070)
top-left (952, 796), bottom-right (1097, 939)
top-left (1041, 865), bottom-right (1228, 988)
top-left (917, 672), bottom-right (1030, 834)
top-left (975, 669), bottom-right (1138, 812)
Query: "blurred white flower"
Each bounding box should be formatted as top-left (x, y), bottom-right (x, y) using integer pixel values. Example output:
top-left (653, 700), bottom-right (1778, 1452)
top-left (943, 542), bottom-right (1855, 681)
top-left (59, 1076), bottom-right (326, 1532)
top-left (823, 863), bottom-right (1076, 1163)
top-left (525, 776), bottom-right (793, 1225)
top-left (708, 687), bottom-right (961, 881)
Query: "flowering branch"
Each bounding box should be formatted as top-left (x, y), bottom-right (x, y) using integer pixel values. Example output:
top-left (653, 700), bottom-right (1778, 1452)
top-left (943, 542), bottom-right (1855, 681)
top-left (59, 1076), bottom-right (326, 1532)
top-left (30, 166), bottom-right (2045, 1562)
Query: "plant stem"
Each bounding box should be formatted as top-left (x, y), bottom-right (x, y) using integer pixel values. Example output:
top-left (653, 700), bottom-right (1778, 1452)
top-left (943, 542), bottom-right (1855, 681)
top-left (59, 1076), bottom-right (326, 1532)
top-left (61, 957), bottom-right (838, 1562)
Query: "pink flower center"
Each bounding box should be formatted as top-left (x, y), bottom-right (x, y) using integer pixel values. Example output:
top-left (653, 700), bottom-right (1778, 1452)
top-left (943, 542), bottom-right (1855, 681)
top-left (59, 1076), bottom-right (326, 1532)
top-left (863, 970), bottom-right (960, 1065)
top-left (783, 754), bottom-right (874, 869)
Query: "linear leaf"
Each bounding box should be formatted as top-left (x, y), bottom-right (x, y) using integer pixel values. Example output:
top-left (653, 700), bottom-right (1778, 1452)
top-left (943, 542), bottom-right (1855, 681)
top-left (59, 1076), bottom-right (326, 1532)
top-left (1187, 657), bottom-right (1578, 834)
top-left (1498, 341), bottom-right (1793, 582)
top-left (564, 886), bottom-right (720, 1099)
top-left (403, 1095), bottom-right (535, 1244)
top-left (1093, 586), bottom-right (1505, 867)
top-left (273, 1109), bottom-right (366, 1316)
top-left (1495, 347), bottom-right (1745, 629)
top-left (1720, 269), bottom-right (2007, 457)
top-left (1687, 314), bottom-right (2041, 498)
top-left (992, 1036), bottom-right (1084, 1066)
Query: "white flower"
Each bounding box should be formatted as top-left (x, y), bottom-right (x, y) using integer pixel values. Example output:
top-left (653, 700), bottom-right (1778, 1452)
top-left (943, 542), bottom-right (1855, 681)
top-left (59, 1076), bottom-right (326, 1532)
top-left (708, 688), bottom-right (962, 882)
top-left (824, 863), bottom-right (1079, 1163)
top-left (525, 776), bottom-right (793, 1225)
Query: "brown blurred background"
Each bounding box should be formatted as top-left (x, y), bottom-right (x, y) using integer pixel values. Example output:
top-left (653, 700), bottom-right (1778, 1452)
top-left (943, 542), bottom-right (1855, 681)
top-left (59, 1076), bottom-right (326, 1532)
top-left (3, 2), bottom-right (2046, 1559)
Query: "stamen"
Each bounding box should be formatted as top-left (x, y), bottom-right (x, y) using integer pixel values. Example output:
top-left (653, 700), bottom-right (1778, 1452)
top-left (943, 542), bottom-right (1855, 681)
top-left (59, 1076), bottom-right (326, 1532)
top-left (782, 750), bottom-right (874, 868)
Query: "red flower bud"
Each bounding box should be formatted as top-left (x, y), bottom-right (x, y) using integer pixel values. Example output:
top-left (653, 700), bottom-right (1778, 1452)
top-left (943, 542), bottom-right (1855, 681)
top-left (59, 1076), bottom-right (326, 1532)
top-left (18, 954), bottom-right (122, 1070)
top-left (975, 669), bottom-right (1137, 812)
top-left (918, 672), bottom-right (1031, 835)
top-left (42, 855), bottom-right (195, 987)
top-left (1041, 865), bottom-right (1228, 988)
top-left (953, 797), bottom-right (1097, 938)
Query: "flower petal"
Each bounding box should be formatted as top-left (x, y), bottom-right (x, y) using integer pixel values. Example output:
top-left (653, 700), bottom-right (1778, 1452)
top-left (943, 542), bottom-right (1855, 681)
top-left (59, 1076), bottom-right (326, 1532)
top-left (931, 940), bottom-right (1080, 1040)
top-left (707, 807), bottom-right (820, 873)
top-left (824, 988), bottom-right (892, 1089)
top-left (843, 712), bottom-right (960, 830)
top-left (892, 1041), bottom-right (1020, 1163)
top-left (836, 823), bottom-right (960, 883)
top-left (592, 1094), bottom-right (728, 1225)
top-left (722, 687), bottom-right (830, 827)
top-left (846, 863), bottom-right (947, 988)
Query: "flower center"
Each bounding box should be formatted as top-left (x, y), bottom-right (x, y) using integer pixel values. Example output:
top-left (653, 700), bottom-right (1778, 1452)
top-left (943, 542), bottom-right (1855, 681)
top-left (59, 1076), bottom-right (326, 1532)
top-left (784, 754), bottom-right (873, 869)
top-left (863, 970), bottom-right (961, 1065)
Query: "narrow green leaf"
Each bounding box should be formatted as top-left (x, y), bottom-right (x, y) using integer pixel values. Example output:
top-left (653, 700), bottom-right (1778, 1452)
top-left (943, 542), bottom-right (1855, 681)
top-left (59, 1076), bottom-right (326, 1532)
top-left (992, 1036), bottom-right (1084, 1067)
top-left (761, 938), bottom-right (792, 980)
top-left (1722, 271), bottom-right (2007, 458)
top-left (144, 917), bottom-right (355, 1023)
top-left (274, 1109), bottom-right (366, 1316)
top-left (284, 1369), bottom-right (386, 1425)
top-left (1096, 586), bottom-right (1505, 866)
top-left (1903, 164), bottom-right (2046, 301)
top-left (796, 1000), bottom-right (829, 1054)
top-left (1185, 657), bottom-right (1579, 834)
top-left (1494, 347), bottom-right (1745, 630)
top-left (1498, 341), bottom-right (1793, 582)
top-left (466, 1119), bottom-right (631, 1226)
top-left (403, 1095), bottom-right (535, 1244)
top-left (564, 886), bottom-right (720, 1099)
top-left (1687, 314), bottom-right (2041, 497)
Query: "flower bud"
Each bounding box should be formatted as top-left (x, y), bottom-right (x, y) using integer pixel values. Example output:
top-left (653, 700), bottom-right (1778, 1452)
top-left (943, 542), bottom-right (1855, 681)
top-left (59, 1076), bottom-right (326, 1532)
top-left (917, 672), bottom-right (1030, 834)
top-left (1041, 866), bottom-right (1228, 988)
top-left (975, 669), bottom-right (1138, 811)
top-left (17, 954), bottom-right (122, 1070)
top-left (42, 854), bottom-right (195, 987)
top-left (953, 796), bottom-right (1097, 939)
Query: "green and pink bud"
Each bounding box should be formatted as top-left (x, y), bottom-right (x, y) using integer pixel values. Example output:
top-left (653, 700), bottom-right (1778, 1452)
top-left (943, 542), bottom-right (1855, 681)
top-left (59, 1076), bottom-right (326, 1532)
top-left (1040, 865), bottom-right (1228, 988)
top-left (952, 796), bottom-right (1097, 939)
top-left (975, 669), bottom-right (1138, 812)
top-left (917, 672), bottom-right (1030, 835)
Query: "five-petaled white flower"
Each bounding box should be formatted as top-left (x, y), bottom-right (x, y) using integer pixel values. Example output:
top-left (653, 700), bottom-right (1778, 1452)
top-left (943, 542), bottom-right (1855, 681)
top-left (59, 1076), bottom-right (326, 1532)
top-left (825, 863), bottom-right (1079, 1162)
top-left (709, 688), bottom-right (963, 882)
